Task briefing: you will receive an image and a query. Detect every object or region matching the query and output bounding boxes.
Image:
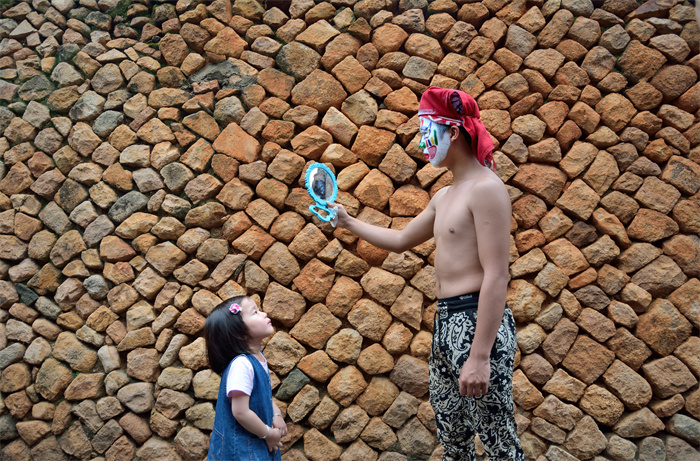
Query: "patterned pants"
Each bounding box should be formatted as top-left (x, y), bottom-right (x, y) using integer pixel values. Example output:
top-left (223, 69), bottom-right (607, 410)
top-left (429, 293), bottom-right (524, 461)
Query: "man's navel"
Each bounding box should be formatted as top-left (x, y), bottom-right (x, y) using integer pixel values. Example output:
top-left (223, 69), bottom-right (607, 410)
top-left (449, 228), bottom-right (455, 233)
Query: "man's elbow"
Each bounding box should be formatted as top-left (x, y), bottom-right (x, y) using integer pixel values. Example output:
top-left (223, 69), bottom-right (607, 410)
top-left (393, 235), bottom-right (414, 254)
top-left (482, 270), bottom-right (509, 287)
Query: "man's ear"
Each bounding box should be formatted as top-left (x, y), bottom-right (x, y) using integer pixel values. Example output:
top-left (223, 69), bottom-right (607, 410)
top-left (449, 125), bottom-right (460, 142)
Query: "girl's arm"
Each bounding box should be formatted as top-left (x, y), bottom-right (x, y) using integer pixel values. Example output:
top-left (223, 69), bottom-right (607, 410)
top-left (272, 401), bottom-right (287, 436)
top-left (230, 392), bottom-right (282, 452)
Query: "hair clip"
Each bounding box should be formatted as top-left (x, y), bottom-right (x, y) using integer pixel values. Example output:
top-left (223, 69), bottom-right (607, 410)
top-left (229, 304), bottom-right (241, 314)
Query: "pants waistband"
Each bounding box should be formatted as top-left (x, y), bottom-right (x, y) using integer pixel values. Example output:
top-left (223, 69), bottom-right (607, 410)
top-left (436, 291), bottom-right (480, 315)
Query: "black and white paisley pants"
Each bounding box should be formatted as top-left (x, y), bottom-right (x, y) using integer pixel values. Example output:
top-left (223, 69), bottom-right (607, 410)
top-left (429, 292), bottom-right (524, 461)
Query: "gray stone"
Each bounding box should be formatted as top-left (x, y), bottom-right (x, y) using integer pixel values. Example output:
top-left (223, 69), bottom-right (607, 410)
top-left (275, 368), bottom-right (310, 400)
top-left (222, 60), bottom-right (258, 92)
top-left (161, 195), bottom-right (191, 220)
top-left (214, 96), bottom-right (246, 125)
top-left (108, 191), bottom-right (149, 223)
top-left (637, 437), bottom-right (665, 461)
top-left (10, 19), bottom-right (36, 39)
top-left (665, 435), bottom-right (700, 461)
top-left (0, 414), bottom-right (18, 442)
top-left (18, 75), bottom-right (54, 101)
top-left (36, 297), bottom-right (61, 320)
top-left (85, 11), bottom-right (111, 30)
top-left (83, 215), bottom-right (115, 247)
top-left (0, 107), bottom-right (14, 132)
top-left (50, 62), bottom-right (84, 87)
top-left (0, 342), bottom-right (25, 370)
top-left (14, 283), bottom-right (38, 306)
top-left (92, 419), bottom-right (123, 454)
top-left (6, 318), bottom-right (35, 343)
top-left (83, 275), bottom-right (109, 300)
top-left (93, 111), bottom-right (124, 137)
top-left (70, 197), bottom-right (100, 225)
top-left (68, 91), bottom-right (106, 121)
top-left (0, 18), bottom-right (18, 36)
top-left (159, 334), bottom-right (189, 369)
top-left (562, 0), bottom-right (593, 16)
top-left (104, 89), bottom-right (131, 110)
top-left (605, 434), bottom-right (637, 461)
top-left (190, 61), bottom-right (241, 84)
top-left (57, 44), bottom-right (81, 61)
top-left (161, 162), bottom-right (194, 194)
top-left (666, 414), bottom-right (700, 445)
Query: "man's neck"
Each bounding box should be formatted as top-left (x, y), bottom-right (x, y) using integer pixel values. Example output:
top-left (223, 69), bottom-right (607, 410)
top-left (447, 144), bottom-right (484, 184)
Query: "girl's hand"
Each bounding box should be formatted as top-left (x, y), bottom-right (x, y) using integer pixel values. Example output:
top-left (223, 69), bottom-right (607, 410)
top-left (265, 427), bottom-right (283, 453)
top-left (327, 202), bottom-right (350, 228)
top-left (272, 415), bottom-right (287, 436)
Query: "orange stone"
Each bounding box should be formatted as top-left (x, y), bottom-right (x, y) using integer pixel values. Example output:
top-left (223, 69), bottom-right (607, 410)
top-left (212, 122), bottom-right (261, 163)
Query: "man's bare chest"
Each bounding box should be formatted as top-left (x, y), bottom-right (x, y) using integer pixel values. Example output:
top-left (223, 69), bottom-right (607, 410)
top-left (433, 195), bottom-right (477, 240)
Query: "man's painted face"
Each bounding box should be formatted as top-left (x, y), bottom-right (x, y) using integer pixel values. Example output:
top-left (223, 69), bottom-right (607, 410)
top-left (419, 117), bottom-right (451, 167)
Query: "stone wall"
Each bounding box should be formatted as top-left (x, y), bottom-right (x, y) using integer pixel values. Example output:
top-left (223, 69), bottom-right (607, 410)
top-left (0, 0), bottom-right (699, 460)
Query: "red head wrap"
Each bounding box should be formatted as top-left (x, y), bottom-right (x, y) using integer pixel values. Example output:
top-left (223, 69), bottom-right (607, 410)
top-left (418, 87), bottom-right (495, 169)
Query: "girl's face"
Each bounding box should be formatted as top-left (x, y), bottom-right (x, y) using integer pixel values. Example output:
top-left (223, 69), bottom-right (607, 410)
top-left (239, 297), bottom-right (274, 344)
top-left (419, 117), bottom-right (452, 167)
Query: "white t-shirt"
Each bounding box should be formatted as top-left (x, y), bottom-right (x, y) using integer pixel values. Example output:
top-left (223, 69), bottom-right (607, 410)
top-left (226, 354), bottom-right (269, 398)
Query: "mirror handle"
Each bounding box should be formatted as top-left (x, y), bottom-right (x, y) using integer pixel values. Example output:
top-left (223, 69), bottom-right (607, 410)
top-left (309, 204), bottom-right (337, 226)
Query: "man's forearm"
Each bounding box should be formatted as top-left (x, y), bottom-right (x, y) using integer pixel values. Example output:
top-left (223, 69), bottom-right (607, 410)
top-left (342, 215), bottom-right (407, 253)
top-left (470, 274), bottom-right (508, 359)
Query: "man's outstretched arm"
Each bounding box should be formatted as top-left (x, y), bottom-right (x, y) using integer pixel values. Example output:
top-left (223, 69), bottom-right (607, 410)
top-left (329, 197), bottom-right (437, 253)
top-left (458, 177), bottom-right (512, 397)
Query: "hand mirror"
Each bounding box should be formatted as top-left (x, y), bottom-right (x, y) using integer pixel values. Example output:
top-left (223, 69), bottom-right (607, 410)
top-left (305, 163), bottom-right (338, 226)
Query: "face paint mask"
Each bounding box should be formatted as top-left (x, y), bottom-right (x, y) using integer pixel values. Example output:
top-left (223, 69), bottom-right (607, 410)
top-left (419, 117), bottom-right (451, 167)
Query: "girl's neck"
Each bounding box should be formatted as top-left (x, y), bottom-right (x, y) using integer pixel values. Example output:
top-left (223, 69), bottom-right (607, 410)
top-left (247, 341), bottom-right (264, 360)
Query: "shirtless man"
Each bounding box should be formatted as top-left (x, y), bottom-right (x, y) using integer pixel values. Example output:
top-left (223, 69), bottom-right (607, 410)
top-left (331, 87), bottom-right (524, 461)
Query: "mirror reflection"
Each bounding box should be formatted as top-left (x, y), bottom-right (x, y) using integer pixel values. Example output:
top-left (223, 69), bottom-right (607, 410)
top-left (305, 163), bottom-right (338, 226)
top-left (309, 168), bottom-right (333, 201)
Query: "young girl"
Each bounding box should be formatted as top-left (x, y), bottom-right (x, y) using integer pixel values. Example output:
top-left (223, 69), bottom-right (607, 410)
top-left (204, 296), bottom-right (287, 461)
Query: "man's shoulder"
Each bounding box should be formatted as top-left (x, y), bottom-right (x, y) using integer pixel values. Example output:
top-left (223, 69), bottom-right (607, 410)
top-left (467, 172), bottom-right (510, 218)
top-left (471, 171), bottom-right (507, 194)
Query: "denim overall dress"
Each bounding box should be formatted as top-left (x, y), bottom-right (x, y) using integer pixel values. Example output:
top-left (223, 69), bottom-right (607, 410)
top-left (207, 354), bottom-right (281, 461)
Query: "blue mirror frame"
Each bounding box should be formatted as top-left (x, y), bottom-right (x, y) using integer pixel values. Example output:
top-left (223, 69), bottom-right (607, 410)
top-left (305, 163), bottom-right (338, 224)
